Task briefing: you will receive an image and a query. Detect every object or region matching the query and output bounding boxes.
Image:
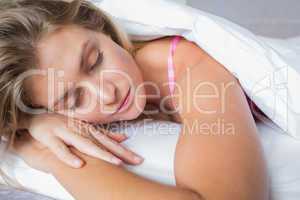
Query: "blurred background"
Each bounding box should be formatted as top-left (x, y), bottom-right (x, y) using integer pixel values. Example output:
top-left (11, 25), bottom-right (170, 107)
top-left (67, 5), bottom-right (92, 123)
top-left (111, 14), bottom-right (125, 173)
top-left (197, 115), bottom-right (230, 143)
top-left (174, 0), bottom-right (300, 38)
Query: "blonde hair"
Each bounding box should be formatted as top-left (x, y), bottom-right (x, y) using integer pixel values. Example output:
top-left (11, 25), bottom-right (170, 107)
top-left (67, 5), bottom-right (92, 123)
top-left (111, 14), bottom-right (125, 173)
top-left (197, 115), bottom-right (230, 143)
top-left (0, 0), bottom-right (133, 187)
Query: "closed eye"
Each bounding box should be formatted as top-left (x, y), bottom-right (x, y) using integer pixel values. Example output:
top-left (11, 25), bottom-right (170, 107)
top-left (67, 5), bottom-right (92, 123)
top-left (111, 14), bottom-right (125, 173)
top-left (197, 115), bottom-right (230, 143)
top-left (68, 88), bottom-right (84, 111)
top-left (89, 50), bottom-right (103, 72)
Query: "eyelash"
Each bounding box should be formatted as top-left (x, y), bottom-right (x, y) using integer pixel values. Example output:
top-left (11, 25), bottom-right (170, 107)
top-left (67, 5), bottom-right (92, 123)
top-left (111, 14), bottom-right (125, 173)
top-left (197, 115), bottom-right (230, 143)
top-left (89, 50), bottom-right (104, 72)
top-left (69, 88), bottom-right (83, 110)
top-left (68, 50), bottom-right (103, 111)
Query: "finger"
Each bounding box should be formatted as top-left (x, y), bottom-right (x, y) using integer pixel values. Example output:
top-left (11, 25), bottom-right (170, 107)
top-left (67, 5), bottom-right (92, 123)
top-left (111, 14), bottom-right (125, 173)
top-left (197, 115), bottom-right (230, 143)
top-left (47, 137), bottom-right (83, 168)
top-left (71, 119), bottom-right (128, 143)
top-left (58, 128), bottom-right (123, 165)
top-left (99, 129), bottom-right (128, 143)
top-left (107, 132), bottom-right (128, 143)
top-left (89, 127), bottom-right (144, 165)
top-left (67, 120), bottom-right (143, 164)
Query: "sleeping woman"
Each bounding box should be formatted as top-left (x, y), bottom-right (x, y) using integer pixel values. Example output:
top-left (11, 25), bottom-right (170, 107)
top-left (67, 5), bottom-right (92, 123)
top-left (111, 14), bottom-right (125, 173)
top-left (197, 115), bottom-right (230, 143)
top-left (0, 0), bottom-right (269, 199)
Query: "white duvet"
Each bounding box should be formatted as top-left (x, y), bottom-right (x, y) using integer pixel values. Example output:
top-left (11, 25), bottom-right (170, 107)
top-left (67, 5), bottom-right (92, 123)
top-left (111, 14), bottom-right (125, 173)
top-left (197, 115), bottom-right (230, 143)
top-left (0, 0), bottom-right (300, 200)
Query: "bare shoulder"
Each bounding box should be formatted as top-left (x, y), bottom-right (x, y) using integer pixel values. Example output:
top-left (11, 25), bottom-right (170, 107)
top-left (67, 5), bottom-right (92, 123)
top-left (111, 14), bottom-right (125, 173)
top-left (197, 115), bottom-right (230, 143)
top-left (133, 36), bottom-right (207, 76)
top-left (171, 43), bottom-right (269, 199)
top-left (133, 37), bottom-right (173, 69)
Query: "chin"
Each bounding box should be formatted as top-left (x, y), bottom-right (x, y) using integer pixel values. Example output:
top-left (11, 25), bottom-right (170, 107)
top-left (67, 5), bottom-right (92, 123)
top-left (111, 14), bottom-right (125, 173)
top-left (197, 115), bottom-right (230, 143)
top-left (118, 97), bottom-right (146, 121)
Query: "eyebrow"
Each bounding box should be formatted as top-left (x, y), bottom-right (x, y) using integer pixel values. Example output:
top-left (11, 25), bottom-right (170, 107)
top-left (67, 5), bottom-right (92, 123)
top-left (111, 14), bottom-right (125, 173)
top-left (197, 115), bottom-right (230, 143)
top-left (52, 40), bottom-right (90, 108)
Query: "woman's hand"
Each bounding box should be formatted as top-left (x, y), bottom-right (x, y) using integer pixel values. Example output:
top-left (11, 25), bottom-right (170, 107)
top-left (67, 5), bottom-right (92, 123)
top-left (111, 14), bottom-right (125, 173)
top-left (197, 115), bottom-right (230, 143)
top-left (21, 113), bottom-right (143, 168)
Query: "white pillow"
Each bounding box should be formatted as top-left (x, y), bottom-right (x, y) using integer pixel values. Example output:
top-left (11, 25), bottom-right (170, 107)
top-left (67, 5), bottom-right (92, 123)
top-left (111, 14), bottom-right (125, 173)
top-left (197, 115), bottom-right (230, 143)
top-left (91, 0), bottom-right (300, 139)
top-left (0, 120), bottom-right (181, 200)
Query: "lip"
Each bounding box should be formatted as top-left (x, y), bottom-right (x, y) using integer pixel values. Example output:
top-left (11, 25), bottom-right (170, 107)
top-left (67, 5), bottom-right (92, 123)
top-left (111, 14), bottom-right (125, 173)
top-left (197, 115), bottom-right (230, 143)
top-left (116, 87), bottom-right (131, 113)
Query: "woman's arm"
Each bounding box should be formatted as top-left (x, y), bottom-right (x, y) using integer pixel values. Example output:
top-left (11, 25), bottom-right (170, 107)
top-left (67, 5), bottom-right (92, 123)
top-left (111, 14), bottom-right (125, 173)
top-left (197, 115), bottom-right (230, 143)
top-left (45, 147), bottom-right (201, 200)
top-left (13, 130), bottom-right (200, 200)
top-left (133, 37), bottom-right (269, 199)
top-left (172, 41), bottom-right (269, 200)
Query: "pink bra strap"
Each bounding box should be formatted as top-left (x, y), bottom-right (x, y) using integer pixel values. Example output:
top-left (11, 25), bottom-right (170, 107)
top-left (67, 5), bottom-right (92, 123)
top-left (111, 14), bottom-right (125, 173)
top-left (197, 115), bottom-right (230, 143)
top-left (167, 35), bottom-right (182, 95)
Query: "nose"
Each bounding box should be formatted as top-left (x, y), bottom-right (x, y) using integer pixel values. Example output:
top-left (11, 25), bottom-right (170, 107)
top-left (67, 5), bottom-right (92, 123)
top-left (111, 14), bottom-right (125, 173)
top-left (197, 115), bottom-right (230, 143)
top-left (78, 78), bottom-right (119, 115)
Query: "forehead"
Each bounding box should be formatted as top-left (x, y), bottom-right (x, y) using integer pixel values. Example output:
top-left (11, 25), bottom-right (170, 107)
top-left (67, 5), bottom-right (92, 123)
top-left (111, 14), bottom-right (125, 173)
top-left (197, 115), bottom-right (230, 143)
top-left (37, 25), bottom-right (91, 70)
top-left (27, 25), bottom-right (94, 107)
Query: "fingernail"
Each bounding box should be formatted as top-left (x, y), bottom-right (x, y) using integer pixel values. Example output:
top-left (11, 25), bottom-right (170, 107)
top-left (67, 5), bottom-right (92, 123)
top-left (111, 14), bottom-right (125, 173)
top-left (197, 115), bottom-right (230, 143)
top-left (73, 159), bottom-right (82, 168)
top-left (111, 157), bottom-right (122, 165)
top-left (133, 156), bottom-right (144, 163)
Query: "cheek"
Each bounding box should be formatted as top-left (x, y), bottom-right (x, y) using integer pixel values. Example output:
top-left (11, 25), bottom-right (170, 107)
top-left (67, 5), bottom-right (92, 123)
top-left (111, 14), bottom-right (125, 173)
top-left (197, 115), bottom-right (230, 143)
top-left (107, 48), bottom-right (143, 85)
top-left (119, 52), bottom-right (143, 84)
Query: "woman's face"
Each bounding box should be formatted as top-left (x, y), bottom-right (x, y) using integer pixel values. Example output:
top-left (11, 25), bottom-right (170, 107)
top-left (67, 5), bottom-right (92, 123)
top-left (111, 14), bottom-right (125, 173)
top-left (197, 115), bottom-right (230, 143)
top-left (27, 24), bottom-right (146, 124)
